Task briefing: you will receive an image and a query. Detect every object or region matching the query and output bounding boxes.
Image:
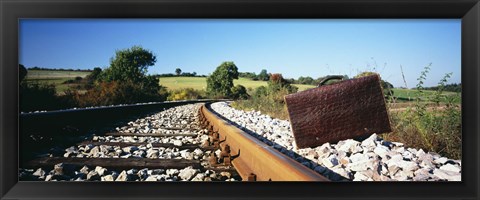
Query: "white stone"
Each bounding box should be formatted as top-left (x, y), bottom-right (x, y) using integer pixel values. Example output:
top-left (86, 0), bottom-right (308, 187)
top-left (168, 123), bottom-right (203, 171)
top-left (45, 175), bottom-right (53, 181)
top-left (392, 142), bottom-right (404, 147)
top-left (220, 171), bottom-right (231, 178)
top-left (122, 146), bottom-right (139, 153)
top-left (373, 146), bottom-right (389, 160)
top-left (415, 149), bottom-right (426, 158)
top-left (337, 139), bottom-right (360, 153)
top-left (102, 175), bottom-right (115, 181)
top-left (87, 171), bottom-right (100, 180)
top-left (115, 171), bottom-right (128, 181)
top-left (173, 140), bottom-right (183, 147)
top-left (95, 166), bottom-right (107, 176)
top-left (433, 169), bottom-right (461, 181)
top-left (54, 163), bottom-right (64, 175)
top-left (347, 160), bottom-right (373, 172)
top-left (353, 171), bottom-right (370, 181)
top-left (146, 149), bottom-right (159, 159)
top-left (392, 160), bottom-right (419, 172)
top-left (191, 173), bottom-right (205, 181)
top-left (349, 153), bottom-right (369, 163)
top-left (79, 165), bottom-right (90, 174)
top-left (33, 168), bottom-right (46, 177)
top-left (193, 149), bottom-right (204, 156)
top-left (361, 134), bottom-right (378, 148)
top-left (439, 164), bottom-right (461, 173)
top-left (127, 169), bottom-right (138, 175)
top-left (434, 157), bottom-right (449, 165)
top-left (388, 165), bottom-right (401, 176)
top-left (393, 147), bottom-right (405, 154)
top-left (391, 170), bottom-right (410, 181)
top-left (402, 151), bottom-right (414, 160)
top-left (330, 166), bottom-right (350, 179)
top-left (145, 176), bottom-right (158, 181)
top-left (322, 155), bottom-right (339, 168)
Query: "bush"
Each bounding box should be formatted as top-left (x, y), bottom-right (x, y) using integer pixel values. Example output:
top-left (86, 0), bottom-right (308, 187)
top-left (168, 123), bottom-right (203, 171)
top-left (20, 82), bottom-right (63, 112)
top-left (253, 86), bottom-right (268, 97)
top-left (267, 73), bottom-right (298, 102)
top-left (73, 80), bottom-right (168, 107)
top-left (230, 73), bottom-right (298, 120)
top-left (383, 65), bottom-right (461, 159)
top-left (231, 85), bottom-right (249, 100)
top-left (63, 79), bottom-right (76, 84)
top-left (167, 88), bottom-right (205, 101)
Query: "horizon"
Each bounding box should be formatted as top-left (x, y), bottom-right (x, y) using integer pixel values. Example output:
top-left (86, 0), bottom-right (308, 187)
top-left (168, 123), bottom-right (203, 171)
top-left (20, 19), bottom-right (461, 87)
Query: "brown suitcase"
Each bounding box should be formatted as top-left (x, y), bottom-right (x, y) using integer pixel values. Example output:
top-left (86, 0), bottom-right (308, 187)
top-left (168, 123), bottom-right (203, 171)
top-left (284, 74), bottom-right (391, 148)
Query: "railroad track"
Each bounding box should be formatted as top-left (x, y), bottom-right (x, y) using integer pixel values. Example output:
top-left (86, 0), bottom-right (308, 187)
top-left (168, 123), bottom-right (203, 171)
top-left (19, 102), bottom-right (329, 181)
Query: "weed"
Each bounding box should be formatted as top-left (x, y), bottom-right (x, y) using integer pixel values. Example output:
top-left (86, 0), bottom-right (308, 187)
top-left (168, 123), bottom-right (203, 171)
top-left (383, 64), bottom-right (461, 159)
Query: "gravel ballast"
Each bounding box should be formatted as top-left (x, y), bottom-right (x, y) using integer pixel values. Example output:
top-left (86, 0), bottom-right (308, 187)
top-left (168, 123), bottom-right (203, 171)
top-left (19, 103), bottom-right (240, 182)
top-left (210, 102), bottom-right (461, 181)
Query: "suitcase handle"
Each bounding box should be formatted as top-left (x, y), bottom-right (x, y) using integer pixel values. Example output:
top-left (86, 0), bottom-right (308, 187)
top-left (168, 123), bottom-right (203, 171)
top-left (317, 75), bottom-right (346, 87)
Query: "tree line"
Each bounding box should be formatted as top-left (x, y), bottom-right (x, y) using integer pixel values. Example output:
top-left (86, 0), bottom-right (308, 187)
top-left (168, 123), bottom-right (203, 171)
top-left (27, 66), bottom-right (93, 72)
top-left (422, 83), bottom-right (461, 93)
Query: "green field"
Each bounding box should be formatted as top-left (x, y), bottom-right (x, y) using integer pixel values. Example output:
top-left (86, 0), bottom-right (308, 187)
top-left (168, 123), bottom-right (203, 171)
top-left (159, 77), bottom-right (315, 91)
top-left (23, 70), bottom-right (460, 103)
top-left (26, 70), bottom-right (91, 79)
top-left (24, 70), bottom-right (91, 94)
top-left (24, 70), bottom-right (315, 94)
top-left (391, 88), bottom-right (460, 103)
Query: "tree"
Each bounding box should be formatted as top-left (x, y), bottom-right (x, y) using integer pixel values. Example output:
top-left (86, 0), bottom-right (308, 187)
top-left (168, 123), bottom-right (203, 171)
top-left (258, 69), bottom-right (269, 81)
top-left (175, 68), bottom-right (182, 76)
top-left (19, 64), bottom-right (27, 83)
top-left (92, 46), bottom-right (167, 103)
top-left (206, 61), bottom-right (239, 98)
top-left (100, 46), bottom-right (156, 83)
top-left (297, 76), bottom-right (315, 85)
top-left (354, 71), bottom-right (394, 97)
top-left (86, 67), bottom-right (102, 81)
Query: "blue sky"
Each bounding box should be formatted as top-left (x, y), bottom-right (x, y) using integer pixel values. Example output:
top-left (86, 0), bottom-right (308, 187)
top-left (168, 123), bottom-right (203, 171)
top-left (19, 19), bottom-right (461, 87)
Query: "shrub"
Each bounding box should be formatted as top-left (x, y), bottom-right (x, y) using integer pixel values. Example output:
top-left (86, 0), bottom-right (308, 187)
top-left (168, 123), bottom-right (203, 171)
top-left (253, 86), bottom-right (268, 97)
top-left (267, 73), bottom-right (298, 102)
top-left (383, 65), bottom-right (461, 159)
top-left (230, 73), bottom-right (298, 119)
top-left (19, 64), bottom-right (27, 82)
top-left (74, 80), bottom-right (168, 107)
top-left (231, 85), bottom-right (249, 100)
top-left (167, 88), bottom-right (204, 101)
top-left (20, 82), bottom-right (63, 112)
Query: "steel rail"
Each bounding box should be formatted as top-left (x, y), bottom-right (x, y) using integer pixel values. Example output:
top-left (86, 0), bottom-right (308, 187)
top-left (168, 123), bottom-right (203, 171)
top-left (200, 103), bottom-right (329, 181)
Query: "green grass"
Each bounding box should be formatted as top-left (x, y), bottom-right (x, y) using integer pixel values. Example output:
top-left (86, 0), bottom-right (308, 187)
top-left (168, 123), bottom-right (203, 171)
top-left (24, 70), bottom-right (91, 94)
top-left (159, 77), bottom-right (208, 90)
top-left (159, 77), bottom-right (315, 92)
top-left (391, 88), bottom-right (460, 103)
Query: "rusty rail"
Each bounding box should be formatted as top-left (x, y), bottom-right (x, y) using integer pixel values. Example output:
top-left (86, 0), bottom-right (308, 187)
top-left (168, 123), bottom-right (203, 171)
top-left (199, 103), bottom-right (329, 181)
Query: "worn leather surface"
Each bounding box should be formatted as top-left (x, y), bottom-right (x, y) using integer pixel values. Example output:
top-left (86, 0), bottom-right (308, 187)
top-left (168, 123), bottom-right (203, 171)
top-left (285, 75), bottom-right (391, 148)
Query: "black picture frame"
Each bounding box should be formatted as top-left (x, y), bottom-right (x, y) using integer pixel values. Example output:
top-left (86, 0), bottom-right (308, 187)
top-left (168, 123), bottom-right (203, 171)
top-left (1, 0), bottom-right (479, 200)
